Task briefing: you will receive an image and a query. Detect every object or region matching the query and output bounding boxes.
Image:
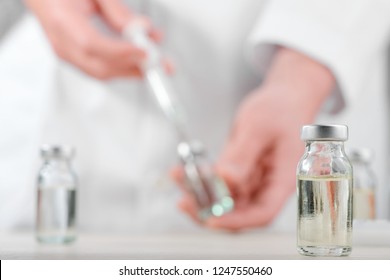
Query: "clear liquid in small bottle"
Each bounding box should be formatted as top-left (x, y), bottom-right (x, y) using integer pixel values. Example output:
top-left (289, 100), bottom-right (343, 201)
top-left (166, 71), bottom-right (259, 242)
top-left (297, 175), bottom-right (352, 257)
top-left (36, 186), bottom-right (76, 243)
top-left (36, 145), bottom-right (77, 244)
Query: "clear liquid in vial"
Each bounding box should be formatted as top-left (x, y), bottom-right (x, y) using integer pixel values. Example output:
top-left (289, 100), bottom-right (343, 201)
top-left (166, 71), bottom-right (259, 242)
top-left (297, 175), bottom-right (352, 256)
top-left (36, 187), bottom-right (76, 243)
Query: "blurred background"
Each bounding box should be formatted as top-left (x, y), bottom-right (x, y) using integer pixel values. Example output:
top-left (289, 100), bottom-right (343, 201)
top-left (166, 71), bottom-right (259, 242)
top-left (0, 0), bottom-right (24, 39)
top-left (0, 0), bottom-right (57, 229)
top-left (0, 0), bottom-right (389, 233)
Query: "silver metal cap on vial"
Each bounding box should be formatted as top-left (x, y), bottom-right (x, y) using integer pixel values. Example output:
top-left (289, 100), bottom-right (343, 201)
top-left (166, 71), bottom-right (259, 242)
top-left (40, 144), bottom-right (75, 159)
top-left (301, 124), bottom-right (348, 141)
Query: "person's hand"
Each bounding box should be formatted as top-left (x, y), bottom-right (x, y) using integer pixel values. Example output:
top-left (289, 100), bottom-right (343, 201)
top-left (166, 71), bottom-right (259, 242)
top-left (25, 0), bottom-right (161, 79)
top-left (174, 47), bottom-right (336, 230)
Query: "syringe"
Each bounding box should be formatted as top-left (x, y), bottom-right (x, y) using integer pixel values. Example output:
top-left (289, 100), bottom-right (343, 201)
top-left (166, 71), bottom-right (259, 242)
top-left (123, 21), bottom-right (234, 220)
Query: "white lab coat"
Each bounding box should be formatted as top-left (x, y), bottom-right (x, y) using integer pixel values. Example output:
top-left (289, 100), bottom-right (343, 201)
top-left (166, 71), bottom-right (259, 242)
top-left (0, 0), bottom-right (389, 232)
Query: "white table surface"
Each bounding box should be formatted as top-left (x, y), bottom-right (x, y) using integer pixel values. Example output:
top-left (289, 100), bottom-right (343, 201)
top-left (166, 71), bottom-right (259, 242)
top-left (1, 221), bottom-right (390, 260)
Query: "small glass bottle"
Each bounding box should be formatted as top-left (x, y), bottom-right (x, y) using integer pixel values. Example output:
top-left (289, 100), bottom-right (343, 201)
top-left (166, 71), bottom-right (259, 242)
top-left (349, 148), bottom-right (376, 220)
top-left (296, 125), bottom-right (353, 257)
top-left (177, 141), bottom-right (234, 221)
top-left (36, 145), bottom-right (77, 244)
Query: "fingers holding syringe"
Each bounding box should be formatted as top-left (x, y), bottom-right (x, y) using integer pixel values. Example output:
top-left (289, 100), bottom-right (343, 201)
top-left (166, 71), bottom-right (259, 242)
top-left (56, 27), bottom-right (146, 80)
top-left (27, 0), bottom-right (167, 80)
top-left (60, 24), bottom-right (171, 80)
top-left (94, 0), bottom-right (163, 44)
top-left (122, 17), bottom-right (174, 76)
top-left (74, 12), bottom-right (172, 79)
top-left (93, 0), bottom-right (168, 78)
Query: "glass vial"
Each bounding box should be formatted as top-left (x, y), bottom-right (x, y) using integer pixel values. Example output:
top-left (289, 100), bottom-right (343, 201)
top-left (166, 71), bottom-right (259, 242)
top-left (296, 125), bottom-right (353, 257)
top-left (177, 142), bottom-right (234, 221)
top-left (36, 145), bottom-right (77, 244)
top-left (349, 148), bottom-right (376, 220)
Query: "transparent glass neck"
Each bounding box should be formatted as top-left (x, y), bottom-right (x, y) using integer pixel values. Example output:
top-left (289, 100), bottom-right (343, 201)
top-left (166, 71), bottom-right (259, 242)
top-left (299, 140), bottom-right (352, 177)
top-left (39, 157), bottom-right (76, 189)
top-left (305, 140), bottom-right (346, 157)
top-left (43, 157), bottom-right (72, 170)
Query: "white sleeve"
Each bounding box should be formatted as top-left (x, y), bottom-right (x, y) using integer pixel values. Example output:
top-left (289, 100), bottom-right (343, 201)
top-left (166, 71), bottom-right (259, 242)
top-left (247, 0), bottom-right (390, 113)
